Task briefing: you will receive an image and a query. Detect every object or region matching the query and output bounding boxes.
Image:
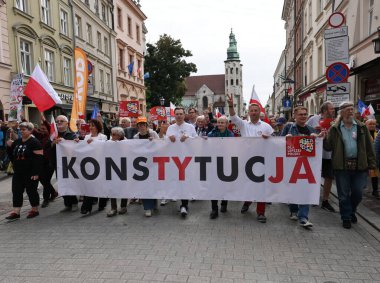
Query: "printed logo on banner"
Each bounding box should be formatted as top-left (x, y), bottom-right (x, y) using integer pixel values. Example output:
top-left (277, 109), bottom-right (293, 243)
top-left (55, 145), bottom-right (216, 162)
top-left (119, 101), bottom-right (139, 117)
top-left (228, 123), bottom-right (241, 137)
top-left (286, 136), bottom-right (316, 157)
top-left (149, 106), bottom-right (167, 121)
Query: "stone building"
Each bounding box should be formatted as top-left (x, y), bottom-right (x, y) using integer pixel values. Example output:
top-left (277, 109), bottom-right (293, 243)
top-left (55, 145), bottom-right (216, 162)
top-left (0, 1), bottom-right (11, 121)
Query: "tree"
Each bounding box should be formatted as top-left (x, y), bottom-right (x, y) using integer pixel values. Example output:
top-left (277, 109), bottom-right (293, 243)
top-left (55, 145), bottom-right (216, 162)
top-left (144, 34), bottom-right (197, 108)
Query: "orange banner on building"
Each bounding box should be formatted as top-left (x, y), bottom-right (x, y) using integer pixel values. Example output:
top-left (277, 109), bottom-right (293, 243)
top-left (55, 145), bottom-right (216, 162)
top-left (70, 48), bottom-right (88, 132)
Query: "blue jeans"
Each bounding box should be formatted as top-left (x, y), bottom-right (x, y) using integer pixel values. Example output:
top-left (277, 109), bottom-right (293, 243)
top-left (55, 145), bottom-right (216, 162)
top-left (335, 170), bottom-right (367, 221)
top-left (289, 204), bottom-right (309, 222)
top-left (142, 199), bottom-right (156, 210)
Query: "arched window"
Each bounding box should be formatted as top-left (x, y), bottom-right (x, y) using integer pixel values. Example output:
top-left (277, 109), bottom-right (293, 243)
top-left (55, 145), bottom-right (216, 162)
top-left (231, 79), bottom-right (234, 86)
top-left (236, 79), bottom-right (239, 85)
top-left (202, 96), bottom-right (208, 109)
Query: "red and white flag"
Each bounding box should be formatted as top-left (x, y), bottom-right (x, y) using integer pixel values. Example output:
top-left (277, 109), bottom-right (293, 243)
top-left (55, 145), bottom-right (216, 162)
top-left (49, 115), bottom-right (58, 141)
top-left (249, 85), bottom-right (269, 123)
top-left (215, 108), bottom-right (221, 118)
top-left (170, 102), bottom-right (176, 117)
top-left (23, 64), bottom-right (62, 112)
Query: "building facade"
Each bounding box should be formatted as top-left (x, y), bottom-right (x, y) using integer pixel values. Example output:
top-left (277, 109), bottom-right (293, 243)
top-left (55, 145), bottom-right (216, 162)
top-left (0, 1), bottom-right (11, 121)
top-left (277, 0), bottom-right (380, 118)
top-left (72, 0), bottom-right (117, 120)
top-left (115, 0), bottom-right (147, 115)
top-left (182, 30), bottom-right (244, 117)
top-left (7, 0), bottom-right (75, 123)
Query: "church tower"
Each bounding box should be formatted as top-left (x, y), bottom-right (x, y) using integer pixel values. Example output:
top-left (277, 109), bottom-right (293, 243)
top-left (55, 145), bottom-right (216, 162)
top-left (225, 29), bottom-right (243, 116)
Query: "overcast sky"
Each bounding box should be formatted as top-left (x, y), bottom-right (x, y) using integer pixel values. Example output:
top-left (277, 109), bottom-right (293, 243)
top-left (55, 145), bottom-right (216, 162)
top-left (140, 0), bottom-right (286, 104)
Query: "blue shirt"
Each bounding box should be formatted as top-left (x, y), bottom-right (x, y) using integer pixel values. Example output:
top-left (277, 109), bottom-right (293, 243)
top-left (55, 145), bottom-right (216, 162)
top-left (340, 120), bottom-right (357, 158)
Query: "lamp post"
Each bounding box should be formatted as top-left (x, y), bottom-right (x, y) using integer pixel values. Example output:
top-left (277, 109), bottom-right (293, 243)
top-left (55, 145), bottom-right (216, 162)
top-left (159, 97), bottom-right (165, 106)
top-left (373, 27), bottom-right (380, 54)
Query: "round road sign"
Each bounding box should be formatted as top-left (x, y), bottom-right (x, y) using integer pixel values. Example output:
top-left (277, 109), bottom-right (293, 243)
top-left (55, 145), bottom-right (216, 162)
top-left (326, 62), bottom-right (350, 84)
top-left (328, 12), bottom-right (345, 28)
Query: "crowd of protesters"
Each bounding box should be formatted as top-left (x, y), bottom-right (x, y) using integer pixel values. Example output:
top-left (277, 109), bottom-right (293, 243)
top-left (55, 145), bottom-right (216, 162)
top-left (1, 98), bottom-right (379, 230)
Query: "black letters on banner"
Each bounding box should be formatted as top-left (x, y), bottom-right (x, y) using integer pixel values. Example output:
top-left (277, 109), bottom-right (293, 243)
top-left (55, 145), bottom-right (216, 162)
top-left (62, 157), bottom-right (79, 179)
top-left (80, 157), bottom-right (100, 180)
top-left (133, 157), bottom-right (149, 180)
top-left (245, 156), bottom-right (265, 182)
top-left (106, 157), bottom-right (127, 180)
top-left (194, 157), bottom-right (212, 181)
top-left (216, 156), bottom-right (238, 182)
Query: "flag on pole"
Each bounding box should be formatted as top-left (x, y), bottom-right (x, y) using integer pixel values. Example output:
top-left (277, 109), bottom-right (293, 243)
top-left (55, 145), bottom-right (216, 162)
top-left (357, 99), bottom-right (369, 117)
top-left (169, 102), bottom-right (176, 117)
top-left (128, 61), bottom-right (134, 76)
top-left (215, 108), bottom-right (221, 118)
top-left (23, 64), bottom-right (62, 112)
top-left (143, 72), bottom-right (150, 80)
top-left (49, 115), bottom-right (58, 141)
top-left (91, 104), bottom-right (99, 119)
top-left (249, 84), bottom-right (269, 123)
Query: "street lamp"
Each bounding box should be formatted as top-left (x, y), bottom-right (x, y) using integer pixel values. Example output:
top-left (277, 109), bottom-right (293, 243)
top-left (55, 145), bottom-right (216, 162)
top-left (373, 27), bottom-right (380, 54)
top-left (159, 97), bottom-right (165, 106)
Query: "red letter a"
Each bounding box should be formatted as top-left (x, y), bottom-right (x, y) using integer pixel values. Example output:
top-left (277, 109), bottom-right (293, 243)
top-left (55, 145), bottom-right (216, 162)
top-left (289, 157), bottom-right (316, 184)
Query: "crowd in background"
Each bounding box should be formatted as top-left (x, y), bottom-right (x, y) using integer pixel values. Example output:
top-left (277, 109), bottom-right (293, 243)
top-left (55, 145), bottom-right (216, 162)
top-left (1, 99), bottom-right (379, 229)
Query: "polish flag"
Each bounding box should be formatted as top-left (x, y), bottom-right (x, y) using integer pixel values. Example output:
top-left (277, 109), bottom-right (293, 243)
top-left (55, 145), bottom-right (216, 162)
top-left (23, 64), bottom-right (62, 112)
top-left (215, 108), bottom-right (222, 118)
top-left (170, 102), bottom-right (176, 117)
top-left (49, 115), bottom-right (58, 141)
top-left (249, 85), bottom-right (269, 123)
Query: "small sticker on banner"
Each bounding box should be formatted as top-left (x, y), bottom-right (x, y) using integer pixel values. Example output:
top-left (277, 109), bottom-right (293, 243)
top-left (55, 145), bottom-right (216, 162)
top-left (286, 136), bottom-right (316, 157)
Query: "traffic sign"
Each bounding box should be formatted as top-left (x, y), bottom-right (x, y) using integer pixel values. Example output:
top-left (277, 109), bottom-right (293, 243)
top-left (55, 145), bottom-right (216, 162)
top-left (326, 94), bottom-right (350, 107)
top-left (325, 35), bottom-right (349, 66)
top-left (283, 98), bottom-right (292, 108)
top-left (326, 62), bottom-right (350, 84)
top-left (324, 26), bottom-right (348, 39)
top-left (326, 82), bottom-right (351, 95)
top-left (328, 12), bottom-right (345, 28)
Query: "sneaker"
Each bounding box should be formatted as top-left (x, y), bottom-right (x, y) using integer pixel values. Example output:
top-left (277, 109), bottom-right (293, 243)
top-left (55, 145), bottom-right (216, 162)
top-left (71, 204), bottom-right (79, 212)
top-left (118, 207), bottom-right (127, 215)
top-left (41, 200), bottom-right (49, 208)
top-left (160, 199), bottom-right (168, 206)
top-left (289, 212), bottom-right (298, 221)
top-left (210, 210), bottom-right (218, 219)
top-left (107, 210), bottom-right (117, 217)
top-left (144, 210), bottom-right (152, 217)
top-left (257, 214), bottom-right (267, 223)
top-left (343, 220), bottom-right (351, 229)
top-left (351, 214), bottom-right (358, 224)
top-left (241, 205), bottom-right (249, 214)
top-left (180, 207), bottom-right (188, 217)
top-left (60, 206), bottom-right (72, 213)
top-left (26, 210), bottom-right (39, 219)
top-left (50, 191), bottom-right (58, 201)
top-left (220, 204), bottom-right (227, 213)
top-left (321, 200), bottom-right (336, 212)
top-left (5, 212), bottom-right (20, 220)
top-left (299, 220), bottom-right (313, 228)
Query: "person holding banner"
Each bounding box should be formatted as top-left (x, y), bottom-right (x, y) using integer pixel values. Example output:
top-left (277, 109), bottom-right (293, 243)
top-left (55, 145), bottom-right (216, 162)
top-left (134, 117), bottom-right (159, 217)
top-left (107, 127), bottom-right (128, 217)
top-left (207, 116), bottom-right (234, 219)
top-left (5, 122), bottom-right (43, 220)
top-left (326, 102), bottom-right (376, 229)
top-left (227, 94), bottom-right (273, 223)
top-left (80, 119), bottom-right (108, 215)
top-left (166, 107), bottom-right (197, 217)
top-left (281, 106), bottom-right (323, 228)
top-left (51, 115), bottom-right (79, 213)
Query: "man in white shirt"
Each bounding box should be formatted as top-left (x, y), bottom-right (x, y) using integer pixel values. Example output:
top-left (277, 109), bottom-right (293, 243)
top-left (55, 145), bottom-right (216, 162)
top-left (227, 94), bottom-right (273, 223)
top-left (166, 107), bottom-right (197, 217)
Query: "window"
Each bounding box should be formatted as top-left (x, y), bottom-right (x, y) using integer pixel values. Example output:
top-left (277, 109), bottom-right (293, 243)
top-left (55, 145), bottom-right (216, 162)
top-left (16, 0), bottom-right (27, 12)
top-left (117, 7), bottom-right (122, 28)
top-left (60, 10), bottom-right (68, 35)
top-left (74, 15), bottom-right (82, 37)
top-left (99, 69), bottom-right (104, 92)
top-left (86, 24), bottom-right (92, 44)
top-left (63, 57), bottom-right (72, 86)
top-left (129, 54), bottom-right (133, 65)
top-left (20, 39), bottom-right (32, 75)
top-left (304, 61), bottom-right (308, 85)
top-left (137, 59), bottom-right (141, 77)
top-left (318, 46), bottom-right (323, 76)
top-left (236, 68), bottom-right (239, 74)
top-left (84, 0), bottom-right (89, 5)
top-left (309, 55), bottom-right (313, 82)
top-left (127, 17), bottom-right (132, 36)
top-left (236, 79), bottom-right (239, 85)
top-left (226, 80), bottom-right (228, 86)
top-left (106, 73), bottom-right (111, 93)
top-left (41, 0), bottom-right (51, 26)
top-left (101, 3), bottom-right (106, 22)
top-left (202, 96), bottom-right (208, 109)
top-left (225, 69), bottom-right (228, 75)
top-left (317, 0), bottom-right (323, 15)
top-left (304, 11), bottom-right (308, 32)
top-left (136, 25), bottom-right (141, 43)
top-left (230, 68), bottom-right (233, 74)
top-left (308, 2), bottom-right (312, 29)
top-left (97, 32), bottom-right (102, 51)
top-left (231, 79), bottom-right (234, 86)
top-left (119, 48), bottom-right (124, 70)
top-left (94, 0), bottom-right (99, 14)
top-left (44, 49), bottom-right (54, 81)
top-left (104, 37), bottom-right (108, 55)
top-left (369, 0), bottom-right (374, 35)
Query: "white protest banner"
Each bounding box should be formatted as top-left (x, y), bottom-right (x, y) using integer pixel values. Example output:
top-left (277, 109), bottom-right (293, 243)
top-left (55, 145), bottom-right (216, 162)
top-left (57, 137), bottom-right (322, 204)
top-left (8, 74), bottom-right (24, 121)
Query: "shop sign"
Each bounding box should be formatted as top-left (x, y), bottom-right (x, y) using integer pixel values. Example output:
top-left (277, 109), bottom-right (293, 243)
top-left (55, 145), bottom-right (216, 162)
top-left (58, 93), bottom-right (73, 102)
